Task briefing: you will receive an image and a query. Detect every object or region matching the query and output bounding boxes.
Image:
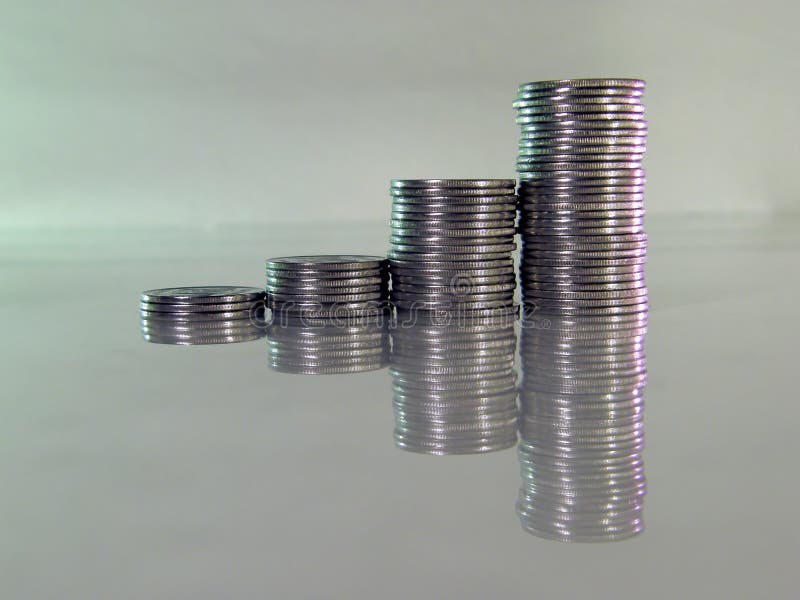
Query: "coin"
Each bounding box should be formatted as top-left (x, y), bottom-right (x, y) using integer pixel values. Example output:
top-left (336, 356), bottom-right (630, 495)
top-left (266, 255), bottom-right (386, 271)
top-left (141, 286), bottom-right (265, 304)
top-left (391, 179), bottom-right (515, 189)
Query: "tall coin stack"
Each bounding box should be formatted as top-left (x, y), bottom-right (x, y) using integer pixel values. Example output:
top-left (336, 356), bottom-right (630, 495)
top-left (265, 256), bottom-right (390, 320)
top-left (389, 316), bottom-right (518, 455)
top-left (513, 78), bottom-right (647, 317)
top-left (139, 286), bottom-right (267, 345)
top-left (516, 311), bottom-right (648, 542)
top-left (265, 317), bottom-right (390, 374)
top-left (388, 180), bottom-right (518, 315)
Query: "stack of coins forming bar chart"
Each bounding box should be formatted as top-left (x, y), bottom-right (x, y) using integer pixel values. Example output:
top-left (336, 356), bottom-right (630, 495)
top-left (514, 78), bottom-right (647, 316)
top-left (388, 179), bottom-right (518, 316)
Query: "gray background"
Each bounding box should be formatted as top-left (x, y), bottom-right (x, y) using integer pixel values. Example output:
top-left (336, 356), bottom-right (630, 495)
top-left (2, 0), bottom-right (799, 229)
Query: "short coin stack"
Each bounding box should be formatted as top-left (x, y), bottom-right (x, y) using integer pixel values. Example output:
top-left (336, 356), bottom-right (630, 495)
top-left (516, 311), bottom-right (648, 542)
top-left (265, 317), bottom-right (390, 374)
top-left (265, 256), bottom-right (389, 319)
top-left (389, 316), bottom-right (519, 455)
top-left (513, 78), bottom-right (647, 318)
top-left (388, 179), bottom-right (518, 314)
top-left (139, 286), bottom-right (266, 345)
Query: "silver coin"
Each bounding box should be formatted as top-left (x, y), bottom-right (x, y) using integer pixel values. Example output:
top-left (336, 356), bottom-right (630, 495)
top-left (141, 286), bottom-right (265, 304)
top-left (513, 95), bottom-right (643, 108)
top-left (519, 137), bottom-right (647, 149)
top-left (390, 251), bottom-right (514, 272)
top-left (139, 299), bottom-right (263, 313)
top-left (518, 79), bottom-right (645, 91)
top-left (522, 251), bottom-right (647, 263)
top-left (521, 278), bottom-right (646, 291)
top-left (521, 227), bottom-right (644, 237)
top-left (522, 255), bottom-right (646, 267)
top-left (392, 211), bottom-right (515, 221)
top-left (390, 237), bottom-right (515, 249)
top-left (524, 299), bottom-right (649, 313)
top-left (516, 86), bottom-right (644, 100)
top-left (515, 102), bottom-right (645, 114)
top-left (268, 292), bottom-right (387, 304)
top-left (392, 274), bottom-right (515, 286)
top-left (518, 153), bottom-right (646, 165)
top-left (391, 179), bottom-right (515, 189)
top-left (143, 332), bottom-right (265, 345)
top-left (390, 238), bottom-right (516, 248)
top-left (268, 362), bottom-right (388, 375)
top-left (517, 114), bottom-right (647, 126)
top-left (524, 286), bottom-right (648, 300)
top-left (518, 182), bottom-right (646, 194)
top-left (391, 203), bottom-right (517, 214)
top-left (390, 190), bottom-right (517, 201)
top-left (521, 204), bottom-right (644, 215)
top-left (519, 173), bottom-right (645, 184)
top-left (522, 233), bottom-right (647, 245)
top-left (390, 270), bottom-right (515, 282)
top-left (267, 283), bottom-right (385, 295)
top-left (521, 234), bottom-right (647, 247)
top-left (140, 319), bottom-right (263, 333)
top-left (270, 303), bottom-right (389, 316)
top-left (392, 282), bottom-right (515, 294)
top-left (519, 128), bottom-right (648, 140)
top-left (139, 308), bottom-right (259, 321)
top-left (390, 226), bottom-right (516, 238)
top-left (266, 255), bottom-right (386, 271)
top-left (266, 276), bottom-right (386, 288)
top-left (391, 194), bottom-right (516, 205)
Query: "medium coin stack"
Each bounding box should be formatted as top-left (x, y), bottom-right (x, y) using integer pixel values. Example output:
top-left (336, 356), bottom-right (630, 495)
top-left (265, 316), bottom-right (389, 374)
top-left (389, 316), bottom-right (519, 455)
top-left (139, 286), bottom-right (267, 345)
top-left (265, 255), bottom-right (389, 319)
top-left (388, 179), bottom-right (518, 314)
top-left (516, 311), bottom-right (647, 542)
top-left (513, 78), bottom-right (647, 318)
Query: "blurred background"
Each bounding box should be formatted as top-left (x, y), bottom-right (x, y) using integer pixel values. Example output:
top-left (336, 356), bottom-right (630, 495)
top-left (2, 0), bottom-right (798, 231)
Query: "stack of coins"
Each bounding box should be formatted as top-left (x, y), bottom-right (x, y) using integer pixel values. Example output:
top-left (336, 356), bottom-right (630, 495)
top-left (139, 286), bottom-right (266, 345)
top-left (265, 316), bottom-right (390, 374)
top-left (265, 256), bottom-right (389, 319)
top-left (513, 78), bottom-right (647, 318)
top-left (388, 179), bottom-right (518, 315)
top-left (389, 315), bottom-right (519, 455)
top-left (516, 310), bottom-right (647, 542)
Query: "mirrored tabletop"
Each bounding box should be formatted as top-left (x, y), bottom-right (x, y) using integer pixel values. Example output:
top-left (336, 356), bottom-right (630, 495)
top-left (2, 216), bottom-right (797, 599)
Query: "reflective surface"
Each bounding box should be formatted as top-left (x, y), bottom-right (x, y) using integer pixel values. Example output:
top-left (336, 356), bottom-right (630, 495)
top-left (2, 217), bottom-right (798, 598)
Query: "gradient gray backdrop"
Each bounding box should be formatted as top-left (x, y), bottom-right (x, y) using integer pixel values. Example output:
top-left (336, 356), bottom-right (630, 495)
top-left (3, 0), bottom-right (798, 228)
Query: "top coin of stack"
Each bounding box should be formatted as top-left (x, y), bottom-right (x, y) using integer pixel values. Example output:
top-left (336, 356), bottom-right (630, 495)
top-left (265, 255), bottom-right (389, 319)
top-left (139, 286), bottom-right (267, 345)
top-left (513, 78), bottom-right (648, 317)
top-left (388, 179), bottom-right (518, 314)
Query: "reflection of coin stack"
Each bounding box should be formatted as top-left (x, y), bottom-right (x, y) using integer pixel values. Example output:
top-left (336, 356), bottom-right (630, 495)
top-left (265, 317), bottom-right (390, 374)
top-left (139, 286), bottom-right (267, 345)
top-left (388, 179), bottom-right (518, 316)
top-left (390, 316), bottom-right (519, 454)
top-left (265, 256), bottom-right (390, 319)
top-left (516, 311), bottom-right (647, 542)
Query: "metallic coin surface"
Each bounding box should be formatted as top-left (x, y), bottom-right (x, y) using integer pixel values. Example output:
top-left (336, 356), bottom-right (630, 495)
top-left (266, 255), bottom-right (386, 271)
top-left (141, 286), bottom-right (265, 304)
